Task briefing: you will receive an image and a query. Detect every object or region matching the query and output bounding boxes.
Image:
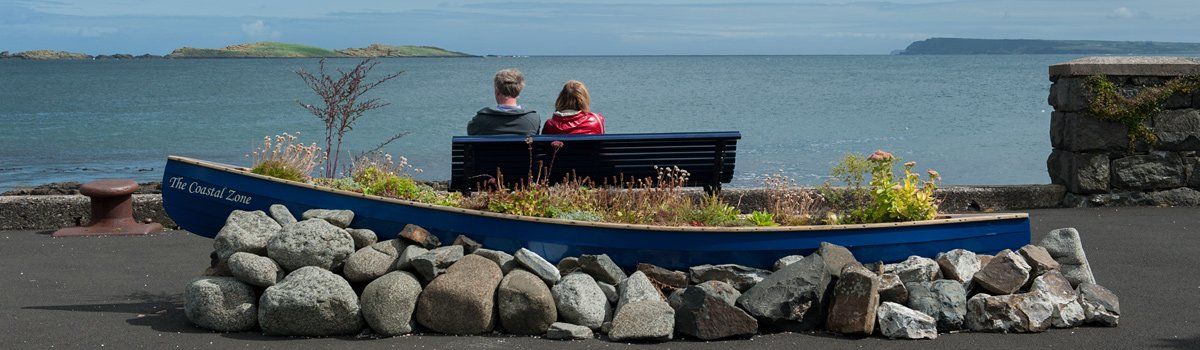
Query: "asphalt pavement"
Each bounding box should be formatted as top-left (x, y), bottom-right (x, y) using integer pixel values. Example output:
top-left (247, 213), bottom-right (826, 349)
top-left (1, 207), bottom-right (1198, 349)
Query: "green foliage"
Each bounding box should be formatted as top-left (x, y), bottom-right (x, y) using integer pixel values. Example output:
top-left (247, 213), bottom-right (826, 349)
top-left (346, 164), bottom-right (461, 207)
top-left (1086, 74), bottom-right (1200, 149)
top-left (170, 42), bottom-right (340, 58)
top-left (251, 160), bottom-right (307, 182)
top-left (553, 210), bottom-right (604, 222)
top-left (683, 195), bottom-right (741, 227)
top-left (825, 151), bottom-right (940, 224)
top-left (749, 211), bottom-right (778, 227)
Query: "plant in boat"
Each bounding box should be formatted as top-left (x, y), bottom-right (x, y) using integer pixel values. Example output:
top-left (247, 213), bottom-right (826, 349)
top-left (763, 173), bottom-right (825, 225)
top-left (296, 58), bottom-right (404, 177)
top-left (749, 210), bottom-right (778, 227)
top-left (826, 150), bottom-right (940, 224)
top-left (247, 133), bottom-right (323, 182)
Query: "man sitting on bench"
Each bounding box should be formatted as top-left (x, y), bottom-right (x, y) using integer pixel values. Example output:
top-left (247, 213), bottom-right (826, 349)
top-left (467, 68), bottom-right (541, 136)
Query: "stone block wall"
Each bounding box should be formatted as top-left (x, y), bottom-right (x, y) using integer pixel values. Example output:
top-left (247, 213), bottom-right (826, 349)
top-left (1047, 57), bottom-right (1200, 207)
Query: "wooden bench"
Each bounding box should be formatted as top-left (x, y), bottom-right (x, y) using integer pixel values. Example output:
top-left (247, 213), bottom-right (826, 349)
top-left (450, 131), bottom-right (741, 193)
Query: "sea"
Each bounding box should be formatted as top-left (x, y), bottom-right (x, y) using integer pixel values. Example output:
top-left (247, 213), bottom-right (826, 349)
top-left (0, 55), bottom-right (1083, 191)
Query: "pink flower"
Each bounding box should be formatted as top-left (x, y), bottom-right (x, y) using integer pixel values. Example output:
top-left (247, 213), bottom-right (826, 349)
top-left (927, 169), bottom-right (940, 178)
top-left (868, 150), bottom-right (894, 161)
top-left (904, 161), bottom-right (916, 167)
top-left (551, 140), bottom-right (564, 150)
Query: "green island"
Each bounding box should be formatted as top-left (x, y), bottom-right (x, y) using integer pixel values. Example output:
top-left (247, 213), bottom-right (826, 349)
top-left (898, 38), bottom-right (1200, 55)
top-left (168, 42), bottom-right (473, 58)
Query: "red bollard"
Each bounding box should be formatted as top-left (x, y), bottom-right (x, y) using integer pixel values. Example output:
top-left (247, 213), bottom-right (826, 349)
top-left (52, 179), bottom-right (164, 237)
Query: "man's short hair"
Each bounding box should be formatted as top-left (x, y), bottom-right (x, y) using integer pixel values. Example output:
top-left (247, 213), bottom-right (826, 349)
top-left (494, 68), bottom-right (525, 98)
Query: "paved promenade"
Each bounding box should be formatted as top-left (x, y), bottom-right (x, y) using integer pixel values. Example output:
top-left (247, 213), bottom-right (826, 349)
top-left (1, 207), bottom-right (1197, 349)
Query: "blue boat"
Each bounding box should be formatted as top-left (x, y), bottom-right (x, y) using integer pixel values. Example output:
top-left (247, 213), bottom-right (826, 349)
top-left (162, 156), bottom-right (1030, 270)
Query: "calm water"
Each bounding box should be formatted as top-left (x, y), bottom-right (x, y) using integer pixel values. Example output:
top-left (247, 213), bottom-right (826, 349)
top-left (0, 55), bottom-right (1077, 191)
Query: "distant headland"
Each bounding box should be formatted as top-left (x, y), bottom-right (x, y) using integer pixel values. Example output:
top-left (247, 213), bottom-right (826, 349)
top-left (897, 38), bottom-right (1200, 55)
top-left (0, 42), bottom-right (475, 60)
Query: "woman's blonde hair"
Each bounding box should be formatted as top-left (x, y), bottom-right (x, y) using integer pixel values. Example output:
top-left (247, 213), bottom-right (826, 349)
top-left (555, 80), bottom-right (591, 112)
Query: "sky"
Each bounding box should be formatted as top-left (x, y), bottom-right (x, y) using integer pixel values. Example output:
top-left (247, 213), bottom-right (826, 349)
top-left (1, 0), bottom-right (1198, 55)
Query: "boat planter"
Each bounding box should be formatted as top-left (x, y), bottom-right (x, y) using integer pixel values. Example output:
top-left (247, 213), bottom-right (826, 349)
top-left (162, 156), bottom-right (1030, 270)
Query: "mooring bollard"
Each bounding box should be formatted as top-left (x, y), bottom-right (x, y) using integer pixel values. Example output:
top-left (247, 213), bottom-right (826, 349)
top-left (51, 179), bottom-right (164, 237)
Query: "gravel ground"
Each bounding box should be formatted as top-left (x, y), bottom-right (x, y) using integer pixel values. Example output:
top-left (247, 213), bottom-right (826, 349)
top-left (1, 207), bottom-right (1197, 349)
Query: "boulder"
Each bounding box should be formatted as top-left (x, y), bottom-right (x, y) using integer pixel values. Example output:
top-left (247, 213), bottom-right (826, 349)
top-left (184, 277), bottom-right (257, 332)
top-left (608, 300), bottom-right (675, 342)
top-left (1031, 270), bottom-right (1085, 328)
top-left (817, 242), bottom-right (858, 277)
top-left (972, 249), bottom-right (1031, 295)
top-left (1018, 244), bottom-right (1061, 277)
top-left (877, 273), bottom-right (909, 305)
top-left (213, 210), bottom-right (282, 262)
top-left (579, 254), bottom-right (628, 285)
top-left (906, 280), bottom-right (967, 332)
top-left (552, 272), bottom-right (612, 330)
top-left (673, 284), bottom-right (758, 340)
top-left (876, 302), bottom-right (937, 340)
top-left (514, 248), bottom-right (561, 285)
top-left (557, 256), bottom-right (581, 275)
top-left (268, 204), bottom-right (297, 226)
top-left (965, 292), bottom-right (1053, 333)
top-left (474, 248), bottom-right (517, 273)
top-left (936, 249), bottom-right (980, 285)
top-left (393, 245), bottom-right (428, 271)
top-left (1010, 291), bottom-right (1055, 332)
top-left (411, 245), bottom-right (464, 282)
top-left (497, 269), bottom-right (557, 335)
top-left (977, 254), bottom-right (994, 269)
top-left (346, 228), bottom-right (378, 250)
top-left (343, 239), bottom-right (406, 283)
top-left (1037, 228), bottom-right (1096, 287)
top-left (884, 256), bottom-right (940, 284)
top-left (689, 264), bottom-right (771, 292)
top-left (636, 263), bottom-right (688, 292)
top-left (266, 219), bottom-right (354, 272)
top-left (398, 224), bottom-right (440, 248)
top-left (773, 255), bottom-right (804, 271)
top-left (616, 271), bottom-right (663, 314)
top-left (1078, 283), bottom-right (1120, 326)
top-left (825, 264), bottom-right (880, 335)
top-left (736, 253), bottom-right (829, 331)
top-left (258, 266), bottom-right (363, 336)
top-left (694, 280), bottom-right (741, 306)
top-left (227, 252), bottom-right (283, 287)
top-left (360, 271), bottom-right (422, 336)
top-left (667, 288), bottom-right (684, 309)
top-left (301, 208), bottom-right (354, 228)
top-left (414, 255), bottom-right (503, 334)
top-left (452, 235), bottom-right (482, 253)
top-left (598, 281), bottom-right (619, 304)
top-left (546, 322), bottom-right (593, 340)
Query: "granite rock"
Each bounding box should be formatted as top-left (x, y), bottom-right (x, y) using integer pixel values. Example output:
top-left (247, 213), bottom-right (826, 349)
top-left (876, 302), bottom-right (937, 340)
top-left (673, 283), bottom-right (758, 340)
top-left (343, 239), bottom-right (406, 283)
top-left (452, 235), bottom-right (482, 253)
top-left (301, 209), bottom-right (354, 228)
top-left (884, 256), bottom-right (940, 285)
top-left (736, 253), bottom-right (829, 331)
top-left (1078, 283), bottom-right (1120, 326)
top-left (227, 252), bottom-right (283, 288)
top-left (972, 249), bottom-right (1031, 295)
top-left (515, 248), bottom-right (561, 285)
top-left (258, 266), bottom-right (363, 336)
top-left (553, 272), bottom-right (612, 330)
top-left (346, 228), bottom-right (378, 250)
top-left (773, 255), bottom-right (804, 271)
top-left (579, 254), bottom-right (627, 285)
top-left (545, 322), bottom-right (593, 340)
top-left (608, 300), bottom-right (675, 342)
top-left (636, 263), bottom-right (688, 292)
top-left (411, 245), bottom-right (464, 282)
top-left (266, 219), bottom-right (354, 272)
top-left (689, 264), bottom-right (771, 292)
top-left (877, 273), bottom-right (909, 305)
top-left (1019, 244), bottom-right (1061, 277)
top-left (214, 210), bottom-right (282, 262)
top-left (557, 257), bottom-right (581, 275)
top-left (694, 280), bottom-right (741, 306)
top-left (399, 224), bottom-right (440, 248)
top-left (497, 269), bottom-right (558, 335)
top-left (393, 245), bottom-right (428, 271)
top-left (817, 242), bottom-right (858, 277)
top-left (184, 277), bottom-right (257, 332)
top-left (1038, 228), bottom-right (1096, 287)
top-left (825, 264), bottom-right (880, 335)
top-left (616, 271), bottom-right (663, 314)
top-left (414, 255), bottom-right (503, 334)
top-left (473, 248), bottom-right (517, 273)
top-left (360, 271), bottom-right (422, 336)
top-left (598, 281), bottom-right (619, 304)
top-left (936, 249), bottom-right (980, 285)
top-left (268, 204), bottom-right (297, 226)
top-left (906, 280), bottom-right (967, 332)
top-left (1031, 271), bottom-right (1085, 328)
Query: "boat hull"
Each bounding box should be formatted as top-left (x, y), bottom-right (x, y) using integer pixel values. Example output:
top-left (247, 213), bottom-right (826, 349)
top-left (162, 156), bottom-right (1030, 270)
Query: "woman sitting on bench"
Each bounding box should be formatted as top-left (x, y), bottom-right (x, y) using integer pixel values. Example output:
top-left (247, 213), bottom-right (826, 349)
top-left (543, 80), bottom-right (605, 135)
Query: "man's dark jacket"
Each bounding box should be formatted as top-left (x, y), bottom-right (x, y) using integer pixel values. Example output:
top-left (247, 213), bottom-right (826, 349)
top-left (467, 107), bottom-right (541, 136)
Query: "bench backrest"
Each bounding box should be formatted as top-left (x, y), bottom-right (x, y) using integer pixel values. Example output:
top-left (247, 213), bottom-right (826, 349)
top-left (450, 131), bottom-right (740, 192)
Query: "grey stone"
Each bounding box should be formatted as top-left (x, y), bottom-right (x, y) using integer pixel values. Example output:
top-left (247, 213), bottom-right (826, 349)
top-left (694, 280), bottom-right (741, 306)
top-left (414, 255), bottom-right (503, 334)
top-left (360, 271), bottom-right (422, 336)
top-left (1010, 292), bottom-right (1055, 332)
top-left (608, 300), bottom-right (674, 342)
top-left (213, 210), bottom-right (282, 262)
top-left (636, 263), bottom-right (688, 292)
top-left (936, 249), bottom-right (980, 285)
top-left (497, 269), bottom-right (557, 335)
top-left (773, 255), bottom-right (804, 271)
top-left (1038, 228), bottom-right (1097, 287)
top-left (258, 266), bottom-right (363, 336)
top-left (965, 292), bottom-right (1054, 333)
top-left (1048, 77), bottom-right (1089, 112)
top-left (876, 302), bottom-right (937, 340)
top-left (673, 283), bottom-right (758, 340)
top-left (736, 253), bottom-right (829, 331)
top-left (616, 271), bottom-right (662, 314)
top-left (667, 288), bottom-right (684, 310)
top-left (301, 208), bottom-right (354, 228)
top-left (227, 252), bottom-right (283, 288)
top-left (552, 273), bottom-right (612, 330)
top-left (906, 280), bottom-right (967, 332)
top-left (1048, 112), bottom-right (1130, 151)
top-left (1018, 244), bottom-right (1061, 277)
top-left (972, 249), bottom-right (1031, 295)
top-left (597, 281), bottom-right (618, 304)
top-left (579, 254), bottom-right (627, 285)
top-left (1047, 150), bottom-right (1110, 194)
top-left (1078, 283), bottom-right (1120, 326)
top-left (1188, 157), bottom-right (1200, 187)
top-left (1147, 187), bottom-right (1200, 206)
top-left (393, 245), bottom-right (428, 271)
top-left (1154, 109), bottom-right (1200, 150)
top-left (398, 224), bottom-right (440, 248)
top-left (817, 242), bottom-right (858, 277)
top-left (1049, 56), bottom-right (1200, 78)
top-left (1111, 153), bottom-right (1185, 190)
top-left (346, 228), bottom-right (377, 250)
top-left (825, 264), bottom-right (880, 335)
top-left (343, 240), bottom-right (406, 283)
top-left (545, 322), bottom-right (593, 340)
top-left (557, 256), bottom-right (581, 275)
top-left (452, 235), bottom-right (482, 253)
top-left (514, 248), bottom-right (561, 285)
top-left (689, 264), bottom-right (771, 292)
top-left (266, 219), bottom-right (354, 272)
top-left (473, 248), bottom-right (516, 273)
top-left (184, 277), bottom-right (257, 332)
top-left (268, 204), bottom-right (297, 226)
top-left (877, 273), bottom-right (909, 305)
top-left (884, 256), bottom-right (940, 285)
top-left (1031, 271), bottom-right (1085, 328)
top-left (411, 245), bottom-right (463, 282)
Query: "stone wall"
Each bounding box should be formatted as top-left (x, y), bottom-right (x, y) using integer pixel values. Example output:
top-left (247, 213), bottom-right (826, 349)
top-left (1047, 57), bottom-right (1200, 207)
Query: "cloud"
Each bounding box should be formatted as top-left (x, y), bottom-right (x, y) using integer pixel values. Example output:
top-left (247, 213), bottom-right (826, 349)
top-left (240, 20), bottom-right (280, 39)
top-left (1108, 7), bottom-right (1135, 19)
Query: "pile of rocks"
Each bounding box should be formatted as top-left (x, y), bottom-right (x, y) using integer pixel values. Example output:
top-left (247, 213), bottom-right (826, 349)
top-left (185, 207), bottom-right (1120, 341)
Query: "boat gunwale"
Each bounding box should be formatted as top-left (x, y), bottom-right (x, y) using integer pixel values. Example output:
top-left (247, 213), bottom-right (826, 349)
top-left (166, 155), bottom-right (1029, 233)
